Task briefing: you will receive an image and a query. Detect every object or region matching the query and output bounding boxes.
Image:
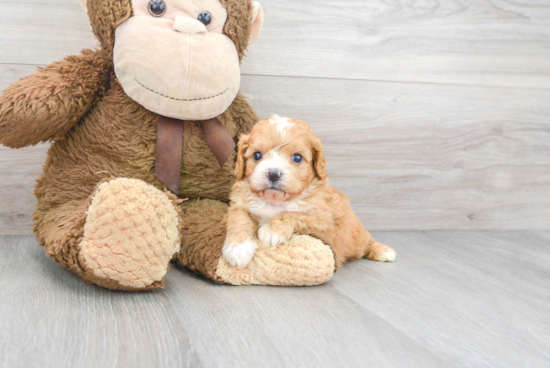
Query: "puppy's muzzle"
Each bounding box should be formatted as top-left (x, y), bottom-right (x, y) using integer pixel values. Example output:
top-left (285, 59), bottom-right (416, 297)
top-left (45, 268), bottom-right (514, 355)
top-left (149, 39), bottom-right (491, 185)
top-left (267, 170), bottom-right (282, 183)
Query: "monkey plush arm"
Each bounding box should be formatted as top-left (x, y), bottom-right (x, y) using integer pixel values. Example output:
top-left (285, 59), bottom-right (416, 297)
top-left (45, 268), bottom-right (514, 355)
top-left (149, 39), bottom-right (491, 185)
top-left (0, 49), bottom-right (108, 148)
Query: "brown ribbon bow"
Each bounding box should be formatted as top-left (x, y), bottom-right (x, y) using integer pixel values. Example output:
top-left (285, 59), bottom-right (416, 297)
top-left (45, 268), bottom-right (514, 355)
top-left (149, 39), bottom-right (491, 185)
top-left (155, 115), bottom-right (236, 194)
top-left (112, 78), bottom-right (233, 194)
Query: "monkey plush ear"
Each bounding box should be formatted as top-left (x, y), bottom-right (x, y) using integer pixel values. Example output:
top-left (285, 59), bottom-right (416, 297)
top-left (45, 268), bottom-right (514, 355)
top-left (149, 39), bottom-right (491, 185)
top-left (249, 2), bottom-right (264, 45)
top-left (235, 134), bottom-right (251, 181)
top-left (78, 0), bottom-right (87, 13)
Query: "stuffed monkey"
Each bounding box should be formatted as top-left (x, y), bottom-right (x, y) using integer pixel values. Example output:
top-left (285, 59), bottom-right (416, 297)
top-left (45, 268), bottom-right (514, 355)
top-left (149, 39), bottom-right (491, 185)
top-left (0, 0), bottom-right (335, 290)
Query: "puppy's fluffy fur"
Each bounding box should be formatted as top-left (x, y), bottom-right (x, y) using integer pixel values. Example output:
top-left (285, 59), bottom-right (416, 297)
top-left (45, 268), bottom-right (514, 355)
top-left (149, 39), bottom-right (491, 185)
top-left (223, 116), bottom-right (396, 269)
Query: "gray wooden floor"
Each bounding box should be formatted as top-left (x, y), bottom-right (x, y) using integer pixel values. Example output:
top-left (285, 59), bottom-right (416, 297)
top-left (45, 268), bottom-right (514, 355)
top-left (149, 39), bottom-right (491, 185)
top-left (1, 232), bottom-right (549, 368)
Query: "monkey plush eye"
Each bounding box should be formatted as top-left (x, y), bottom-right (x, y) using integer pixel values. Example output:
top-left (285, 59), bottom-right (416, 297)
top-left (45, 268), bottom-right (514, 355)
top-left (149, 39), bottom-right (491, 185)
top-left (253, 152), bottom-right (262, 161)
top-left (148, 0), bottom-right (166, 17)
top-left (197, 12), bottom-right (212, 26)
top-left (292, 154), bottom-right (303, 164)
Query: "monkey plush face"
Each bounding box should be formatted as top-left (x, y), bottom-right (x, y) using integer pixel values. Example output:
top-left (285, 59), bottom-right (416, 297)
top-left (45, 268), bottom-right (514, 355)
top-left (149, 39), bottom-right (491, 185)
top-left (99, 0), bottom-right (263, 120)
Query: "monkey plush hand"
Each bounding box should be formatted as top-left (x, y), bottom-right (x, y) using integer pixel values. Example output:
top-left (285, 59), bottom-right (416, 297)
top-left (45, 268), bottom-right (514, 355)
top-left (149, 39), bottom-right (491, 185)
top-left (0, 0), bottom-right (335, 290)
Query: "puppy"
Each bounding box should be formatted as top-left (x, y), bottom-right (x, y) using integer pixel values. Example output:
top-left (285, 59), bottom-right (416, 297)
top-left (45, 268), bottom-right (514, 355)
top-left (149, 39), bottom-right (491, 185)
top-left (223, 116), bottom-right (396, 269)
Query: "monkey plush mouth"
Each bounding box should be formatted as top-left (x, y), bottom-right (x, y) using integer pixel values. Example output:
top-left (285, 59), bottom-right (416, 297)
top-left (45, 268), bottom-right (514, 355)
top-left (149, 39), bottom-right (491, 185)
top-left (135, 79), bottom-right (229, 102)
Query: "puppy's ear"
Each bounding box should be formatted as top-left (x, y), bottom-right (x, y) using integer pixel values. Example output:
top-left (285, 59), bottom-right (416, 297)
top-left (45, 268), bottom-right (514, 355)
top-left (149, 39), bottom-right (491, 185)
top-left (235, 134), bottom-right (250, 181)
top-left (312, 137), bottom-right (328, 180)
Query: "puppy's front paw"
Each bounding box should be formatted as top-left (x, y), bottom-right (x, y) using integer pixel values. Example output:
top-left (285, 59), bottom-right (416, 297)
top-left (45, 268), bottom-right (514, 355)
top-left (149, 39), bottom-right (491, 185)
top-left (222, 240), bottom-right (259, 268)
top-left (258, 223), bottom-right (292, 247)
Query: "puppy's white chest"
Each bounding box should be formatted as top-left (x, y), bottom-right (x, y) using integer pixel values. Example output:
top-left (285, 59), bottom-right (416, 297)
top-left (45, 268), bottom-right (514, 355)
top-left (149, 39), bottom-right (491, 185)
top-left (249, 199), bottom-right (302, 226)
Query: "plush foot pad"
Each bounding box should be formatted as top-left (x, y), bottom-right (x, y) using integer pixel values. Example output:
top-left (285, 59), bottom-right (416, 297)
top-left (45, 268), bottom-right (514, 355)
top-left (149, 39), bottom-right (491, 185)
top-left (79, 178), bottom-right (180, 290)
top-left (215, 235), bottom-right (335, 286)
top-left (365, 241), bottom-right (396, 262)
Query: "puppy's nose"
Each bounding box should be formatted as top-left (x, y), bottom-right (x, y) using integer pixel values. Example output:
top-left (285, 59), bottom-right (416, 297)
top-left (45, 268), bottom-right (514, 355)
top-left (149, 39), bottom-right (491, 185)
top-left (267, 170), bottom-right (282, 183)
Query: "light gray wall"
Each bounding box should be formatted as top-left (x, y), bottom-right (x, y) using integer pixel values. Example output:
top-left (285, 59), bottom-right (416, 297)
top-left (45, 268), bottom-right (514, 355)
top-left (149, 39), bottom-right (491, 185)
top-left (0, 0), bottom-right (549, 234)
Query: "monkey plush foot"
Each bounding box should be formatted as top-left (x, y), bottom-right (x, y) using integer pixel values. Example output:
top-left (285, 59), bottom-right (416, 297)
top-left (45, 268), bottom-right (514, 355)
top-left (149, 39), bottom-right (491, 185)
top-left (215, 235), bottom-right (335, 286)
top-left (78, 178), bottom-right (180, 290)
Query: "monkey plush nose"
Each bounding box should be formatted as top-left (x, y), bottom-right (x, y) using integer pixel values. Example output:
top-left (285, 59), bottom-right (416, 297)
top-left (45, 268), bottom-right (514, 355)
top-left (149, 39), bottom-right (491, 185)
top-left (267, 171), bottom-right (282, 183)
top-left (173, 16), bottom-right (207, 35)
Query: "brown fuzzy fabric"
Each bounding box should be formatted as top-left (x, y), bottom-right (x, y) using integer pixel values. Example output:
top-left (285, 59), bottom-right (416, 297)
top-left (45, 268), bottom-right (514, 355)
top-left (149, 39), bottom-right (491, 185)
top-left (87, 0), bottom-right (133, 60)
top-left (0, 49), bottom-right (109, 148)
top-left (174, 199), bottom-right (229, 282)
top-left (219, 0), bottom-right (254, 61)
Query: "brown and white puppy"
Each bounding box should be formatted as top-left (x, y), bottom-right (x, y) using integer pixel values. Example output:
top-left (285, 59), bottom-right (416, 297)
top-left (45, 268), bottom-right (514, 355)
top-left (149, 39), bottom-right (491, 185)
top-left (223, 116), bottom-right (396, 268)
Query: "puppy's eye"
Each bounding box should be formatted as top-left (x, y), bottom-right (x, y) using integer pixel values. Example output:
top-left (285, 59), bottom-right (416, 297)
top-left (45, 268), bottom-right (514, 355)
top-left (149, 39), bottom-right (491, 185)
top-left (197, 11), bottom-right (212, 26)
top-left (292, 154), bottom-right (303, 164)
top-left (253, 152), bottom-right (263, 161)
top-left (148, 0), bottom-right (166, 17)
